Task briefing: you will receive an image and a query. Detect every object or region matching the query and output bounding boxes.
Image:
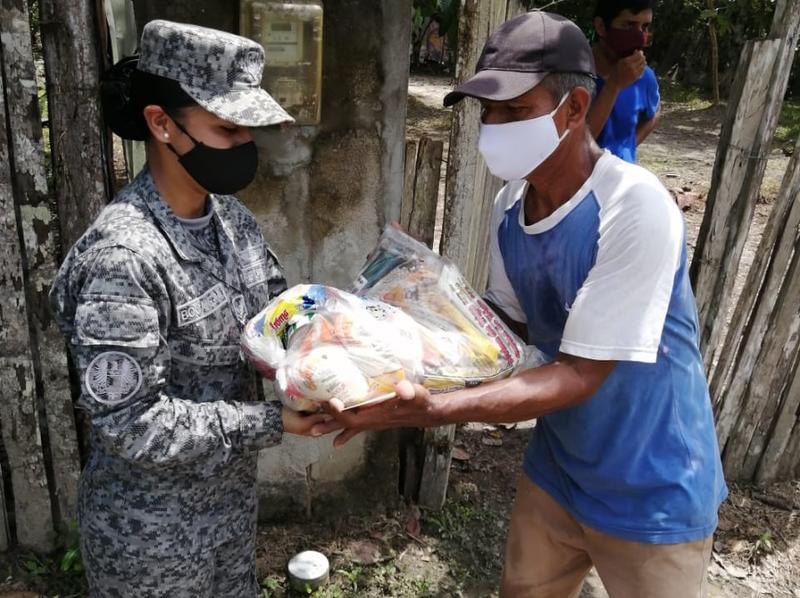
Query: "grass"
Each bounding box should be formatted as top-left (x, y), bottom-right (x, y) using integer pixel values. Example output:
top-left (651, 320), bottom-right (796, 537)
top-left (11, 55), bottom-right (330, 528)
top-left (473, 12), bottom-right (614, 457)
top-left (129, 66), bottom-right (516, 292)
top-left (775, 97), bottom-right (800, 144)
top-left (658, 80), bottom-right (715, 110)
top-left (657, 78), bottom-right (800, 145)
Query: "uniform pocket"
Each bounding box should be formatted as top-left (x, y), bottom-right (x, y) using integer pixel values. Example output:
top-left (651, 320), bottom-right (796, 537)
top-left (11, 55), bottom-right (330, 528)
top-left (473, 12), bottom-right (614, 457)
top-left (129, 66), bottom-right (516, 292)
top-left (73, 299), bottom-right (160, 348)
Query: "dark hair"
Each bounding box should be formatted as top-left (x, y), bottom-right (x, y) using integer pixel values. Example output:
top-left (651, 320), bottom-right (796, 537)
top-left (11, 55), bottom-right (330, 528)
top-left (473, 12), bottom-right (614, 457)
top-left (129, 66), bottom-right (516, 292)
top-left (100, 56), bottom-right (197, 141)
top-left (593, 0), bottom-right (655, 26)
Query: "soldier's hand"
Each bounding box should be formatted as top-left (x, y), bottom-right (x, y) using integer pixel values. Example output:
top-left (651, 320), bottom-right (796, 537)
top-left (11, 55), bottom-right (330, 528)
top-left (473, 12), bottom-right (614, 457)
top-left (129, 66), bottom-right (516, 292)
top-left (608, 50), bottom-right (646, 90)
top-left (281, 407), bottom-right (338, 437)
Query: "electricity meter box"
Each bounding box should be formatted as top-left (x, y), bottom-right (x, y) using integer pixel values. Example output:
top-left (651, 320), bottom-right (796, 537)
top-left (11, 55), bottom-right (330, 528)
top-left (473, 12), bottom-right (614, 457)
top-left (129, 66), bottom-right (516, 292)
top-left (240, 1), bottom-right (323, 125)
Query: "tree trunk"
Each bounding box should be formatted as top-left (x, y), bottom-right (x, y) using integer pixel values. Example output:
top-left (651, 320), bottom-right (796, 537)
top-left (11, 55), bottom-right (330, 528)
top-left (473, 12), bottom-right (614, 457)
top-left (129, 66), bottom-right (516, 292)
top-left (707, 0), bottom-right (721, 104)
top-left (1, 0), bottom-right (82, 533)
top-left (39, 0), bottom-right (113, 252)
top-left (0, 60), bottom-right (56, 553)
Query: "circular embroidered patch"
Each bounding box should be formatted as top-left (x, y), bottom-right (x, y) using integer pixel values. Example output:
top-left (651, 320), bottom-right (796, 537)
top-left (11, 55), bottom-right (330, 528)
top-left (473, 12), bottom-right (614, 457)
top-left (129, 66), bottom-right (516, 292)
top-left (85, 351), bottom-right (143, 405)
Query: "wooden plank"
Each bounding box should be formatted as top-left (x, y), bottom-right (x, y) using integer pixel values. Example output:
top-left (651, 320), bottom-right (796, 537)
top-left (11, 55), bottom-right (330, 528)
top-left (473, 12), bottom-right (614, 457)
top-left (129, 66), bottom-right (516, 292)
top-left (418, 0), bottom-right (509, 510)
top-left (756, 350), bottom-right (800, 484)
top-left (417, 425), bottom-right (456, 510)
top-left (0, 464), bottom-right (9, 551)
top-left (1, 0), bottom-right (82, 532)
top-left (779, 409), bottom-right (800, 480)
top-left (713, 150), bottom-right (800, 451)
top-left (400, 137), bottom-right (444, 502)
top-left (400, 137), bottom-right (444, 248)
top-left (0, 60), bottom-right (56, 552)
top-left (710, 135), bottom-right (800, 410)
top-left (401, 140), bottom-right (418, 228)
top-left (722, 235), bottom-right (800, 480)
top-left (39, 0), bottom-right (113, 251)
top-left (690, 0), bottom-right (800, 370)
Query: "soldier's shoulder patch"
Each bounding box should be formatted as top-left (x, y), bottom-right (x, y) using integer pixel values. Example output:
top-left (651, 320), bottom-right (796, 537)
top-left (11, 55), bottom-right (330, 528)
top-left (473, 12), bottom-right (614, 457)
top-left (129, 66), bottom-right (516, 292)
top-left (85, 351), bottom-right (143, 405)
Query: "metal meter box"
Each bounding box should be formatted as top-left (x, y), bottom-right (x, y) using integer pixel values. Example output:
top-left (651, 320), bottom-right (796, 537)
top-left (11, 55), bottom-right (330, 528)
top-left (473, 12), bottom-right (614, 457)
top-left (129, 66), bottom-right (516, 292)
top-left (240, 0), bottom-right (323, 125)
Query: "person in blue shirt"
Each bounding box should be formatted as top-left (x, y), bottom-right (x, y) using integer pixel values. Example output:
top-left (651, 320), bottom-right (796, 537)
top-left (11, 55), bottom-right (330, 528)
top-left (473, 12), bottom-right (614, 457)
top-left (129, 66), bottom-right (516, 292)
top-left (315, 11), bottom-right (725, 598)
top-left (588, 0), bottom-right (661, 163)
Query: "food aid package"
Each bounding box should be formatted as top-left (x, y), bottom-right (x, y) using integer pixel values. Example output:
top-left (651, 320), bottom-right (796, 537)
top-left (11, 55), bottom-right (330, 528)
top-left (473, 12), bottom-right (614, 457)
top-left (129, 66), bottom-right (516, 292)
top-left (352, 227), bottom-right (530, 391)
top-left (242, 285), bottom-right (425, 412)
top-left (242, 227), bottom-right (531, 411)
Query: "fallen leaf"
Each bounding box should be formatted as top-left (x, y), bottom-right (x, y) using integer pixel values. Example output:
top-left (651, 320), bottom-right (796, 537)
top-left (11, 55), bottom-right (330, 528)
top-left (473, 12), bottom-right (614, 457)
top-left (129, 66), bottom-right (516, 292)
top-left (346, 540), bottom-right (384, 566)
top-left (481, 437), bottom-right (503, 447)
top-left (451, 447), bottom-right (471, 461)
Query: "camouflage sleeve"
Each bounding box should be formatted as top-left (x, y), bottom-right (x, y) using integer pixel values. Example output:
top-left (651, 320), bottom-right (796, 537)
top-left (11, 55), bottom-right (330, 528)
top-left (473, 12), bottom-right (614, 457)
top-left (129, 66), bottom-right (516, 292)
top-left (52, 246), bottom-right (283, 469)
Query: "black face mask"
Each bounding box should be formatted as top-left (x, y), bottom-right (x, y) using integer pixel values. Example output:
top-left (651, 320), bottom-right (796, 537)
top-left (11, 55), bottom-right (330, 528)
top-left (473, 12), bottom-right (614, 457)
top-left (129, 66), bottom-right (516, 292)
top-left (167, 118), bottom-right (259, 195)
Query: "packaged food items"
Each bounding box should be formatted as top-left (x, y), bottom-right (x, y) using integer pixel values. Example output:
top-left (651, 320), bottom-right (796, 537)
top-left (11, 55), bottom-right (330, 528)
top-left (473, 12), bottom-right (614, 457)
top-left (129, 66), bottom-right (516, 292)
top-left (242, 285), bottom-right (421, 411)
top-left (242, 227), bottom-right (529, 411)
top-left (352, 226), bottom-right (527, 394)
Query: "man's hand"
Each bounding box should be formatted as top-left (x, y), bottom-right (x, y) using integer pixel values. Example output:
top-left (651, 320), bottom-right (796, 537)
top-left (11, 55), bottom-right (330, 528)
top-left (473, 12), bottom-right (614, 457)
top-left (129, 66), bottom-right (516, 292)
top-left (607, 50), bottom-right (646, 91)
top-left (281, 407), bottom-right (338, 437)
top-left (311, 380), bottom-right (437, 448)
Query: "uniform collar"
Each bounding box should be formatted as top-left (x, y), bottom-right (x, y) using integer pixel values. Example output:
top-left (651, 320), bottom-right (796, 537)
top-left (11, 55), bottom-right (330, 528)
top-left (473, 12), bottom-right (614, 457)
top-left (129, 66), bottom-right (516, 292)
top-left (135, 168), bottom-right (244, 293)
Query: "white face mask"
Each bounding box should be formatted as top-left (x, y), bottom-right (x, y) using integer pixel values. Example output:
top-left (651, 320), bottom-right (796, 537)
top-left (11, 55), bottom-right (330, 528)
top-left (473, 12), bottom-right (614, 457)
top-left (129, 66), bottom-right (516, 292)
top-left (478, 93), bottom-right (571, 181)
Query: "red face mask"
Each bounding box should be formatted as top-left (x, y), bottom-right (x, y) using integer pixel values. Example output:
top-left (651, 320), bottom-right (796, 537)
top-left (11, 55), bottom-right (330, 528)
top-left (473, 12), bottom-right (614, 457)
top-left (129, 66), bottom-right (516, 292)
top-left (604, 27), bottom-right (648, 57)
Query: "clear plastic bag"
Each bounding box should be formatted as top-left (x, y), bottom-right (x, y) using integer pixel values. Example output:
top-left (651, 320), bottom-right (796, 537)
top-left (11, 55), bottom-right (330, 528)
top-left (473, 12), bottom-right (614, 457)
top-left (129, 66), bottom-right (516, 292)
top-left (242, 227), bottom-right (529, 411)
top-left (352, 226), bottom-right (527, 393)
top-left (242, 285), bottom-right (424, 412)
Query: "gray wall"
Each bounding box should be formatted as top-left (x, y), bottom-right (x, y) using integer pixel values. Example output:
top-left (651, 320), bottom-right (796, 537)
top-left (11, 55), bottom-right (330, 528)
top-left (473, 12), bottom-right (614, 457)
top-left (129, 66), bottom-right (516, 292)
top-left (132, 0), bottom-right (412, 520)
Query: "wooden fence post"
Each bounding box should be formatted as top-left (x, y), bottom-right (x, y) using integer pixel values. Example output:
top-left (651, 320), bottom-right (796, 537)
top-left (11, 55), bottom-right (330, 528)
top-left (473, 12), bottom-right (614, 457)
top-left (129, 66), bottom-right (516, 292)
top-left (689, 0), bottom-right (800, 371)
top-left (399, 137), bottom-right (444, 502)
top-left (417, 0), bottom-right (524, 510)
top-left (401, 137), bottom-right (444, 249)
top-left (1, 0), bottom-right (82, 533)
top-left (0, 62), bottom-right (56, 553)
top-left (710, 133), bottom-right (800, 483)
top-left (712, 137), bottom-right (800, 443)
top-left (721, 229), bottom-right (800, 481)
top-left (39, 0), bottom-right (113, 251)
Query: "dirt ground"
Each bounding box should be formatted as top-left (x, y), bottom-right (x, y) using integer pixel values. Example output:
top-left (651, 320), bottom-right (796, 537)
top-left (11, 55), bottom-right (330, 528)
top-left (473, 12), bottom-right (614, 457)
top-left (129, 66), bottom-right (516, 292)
top-left (1, 74), bottom-right (798, 598)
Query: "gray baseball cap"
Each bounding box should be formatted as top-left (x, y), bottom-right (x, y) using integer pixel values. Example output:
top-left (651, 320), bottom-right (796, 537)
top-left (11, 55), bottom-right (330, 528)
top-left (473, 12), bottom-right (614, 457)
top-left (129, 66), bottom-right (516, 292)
top-left (443, 12), bottom-right (596, 107)
top-left (137, 20), bottom-right (295, 127)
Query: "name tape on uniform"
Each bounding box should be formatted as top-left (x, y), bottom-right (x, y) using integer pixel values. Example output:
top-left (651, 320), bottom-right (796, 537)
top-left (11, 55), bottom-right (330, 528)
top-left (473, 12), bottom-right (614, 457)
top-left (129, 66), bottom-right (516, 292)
top-left (177, 283), bottom-right (228, 327)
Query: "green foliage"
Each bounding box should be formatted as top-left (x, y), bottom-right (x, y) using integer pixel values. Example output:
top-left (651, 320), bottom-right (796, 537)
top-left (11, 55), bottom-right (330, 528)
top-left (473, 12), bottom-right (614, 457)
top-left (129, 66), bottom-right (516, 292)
top-left (524, 0), bottom-right (781, 97)
top-left (776, 97), bottom-right (800, 143)
top-left (412, 0), bottom-right (461, 66)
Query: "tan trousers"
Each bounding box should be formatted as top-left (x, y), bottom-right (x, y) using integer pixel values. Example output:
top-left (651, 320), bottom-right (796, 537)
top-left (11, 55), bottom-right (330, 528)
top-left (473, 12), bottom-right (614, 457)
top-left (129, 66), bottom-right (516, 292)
top-left (501, 476), bottom-right (713, 598)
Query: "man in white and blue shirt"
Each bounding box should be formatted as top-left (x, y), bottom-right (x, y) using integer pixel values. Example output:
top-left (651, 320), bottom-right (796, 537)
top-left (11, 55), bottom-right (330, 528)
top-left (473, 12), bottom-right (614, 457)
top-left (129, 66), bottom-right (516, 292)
top-left (318, 11), bottom-right (726, 597)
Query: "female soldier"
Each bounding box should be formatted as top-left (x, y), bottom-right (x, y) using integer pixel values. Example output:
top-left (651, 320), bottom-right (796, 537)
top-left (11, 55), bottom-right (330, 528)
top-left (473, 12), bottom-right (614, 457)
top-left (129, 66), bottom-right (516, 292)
top-left (50, 20), bottom-right (328, 597)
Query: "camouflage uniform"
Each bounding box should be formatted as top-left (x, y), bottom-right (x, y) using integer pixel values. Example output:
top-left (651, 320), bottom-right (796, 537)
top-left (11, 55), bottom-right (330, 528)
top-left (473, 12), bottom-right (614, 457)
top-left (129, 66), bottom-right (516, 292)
top-left (50, 20), bottom-right (296, 597)
top-left (51, 168), bottom-right (287, 597)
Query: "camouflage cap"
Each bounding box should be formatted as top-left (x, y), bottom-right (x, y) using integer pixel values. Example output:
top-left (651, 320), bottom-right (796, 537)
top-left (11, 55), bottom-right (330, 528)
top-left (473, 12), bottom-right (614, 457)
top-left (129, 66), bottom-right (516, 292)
top-left (138, 19), bottom-right (295, 127)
